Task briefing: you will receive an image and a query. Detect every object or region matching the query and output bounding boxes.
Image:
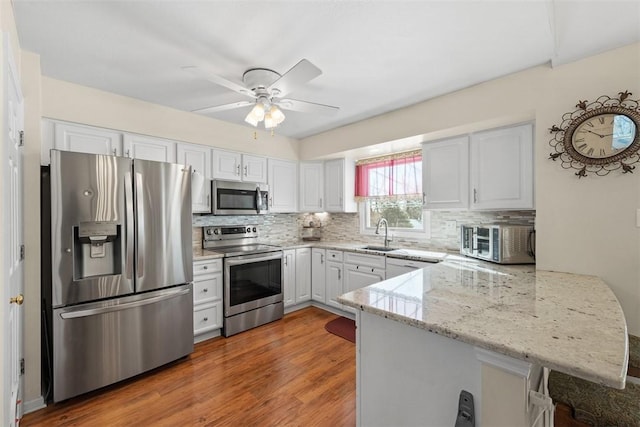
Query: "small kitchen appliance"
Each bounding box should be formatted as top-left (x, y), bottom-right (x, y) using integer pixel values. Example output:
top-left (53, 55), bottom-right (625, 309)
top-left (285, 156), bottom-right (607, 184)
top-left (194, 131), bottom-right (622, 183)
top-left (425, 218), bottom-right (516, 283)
top-left (212, 179), bottom-right (269, 215)
top-left (460, 224), bottom-right (535, 264)
top-left (203, 225), bottom-right (283, 336)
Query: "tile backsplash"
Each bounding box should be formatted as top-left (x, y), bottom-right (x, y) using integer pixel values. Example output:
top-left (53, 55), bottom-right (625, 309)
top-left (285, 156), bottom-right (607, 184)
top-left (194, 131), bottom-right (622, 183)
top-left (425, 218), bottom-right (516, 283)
top-left (192, 210), bottom-right (535, 252)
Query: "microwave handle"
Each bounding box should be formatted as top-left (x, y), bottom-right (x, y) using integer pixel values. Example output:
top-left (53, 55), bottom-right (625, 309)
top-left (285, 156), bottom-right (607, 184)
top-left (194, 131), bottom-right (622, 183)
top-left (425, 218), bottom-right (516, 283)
top-left (255, 186), bottom-right (262, 213)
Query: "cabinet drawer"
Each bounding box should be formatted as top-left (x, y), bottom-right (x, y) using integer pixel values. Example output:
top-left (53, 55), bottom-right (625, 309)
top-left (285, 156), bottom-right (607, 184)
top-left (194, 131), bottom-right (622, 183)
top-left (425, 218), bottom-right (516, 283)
top-left (344, 251), bottom-right (386, 269)
top-left (194, 259), bottom-right (222, 276)
top-left (326, 250), bottom-right (343, 262)
top-left (193, 273), bottom-right (222, 304)
top-left (193, 302), bottom-right (222, 335)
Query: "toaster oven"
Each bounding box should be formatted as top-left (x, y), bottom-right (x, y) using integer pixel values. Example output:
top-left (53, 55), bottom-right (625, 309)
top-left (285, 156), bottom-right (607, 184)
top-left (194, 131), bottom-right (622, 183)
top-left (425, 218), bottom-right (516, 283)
top-left (460, 224), bottom-right (535, 264)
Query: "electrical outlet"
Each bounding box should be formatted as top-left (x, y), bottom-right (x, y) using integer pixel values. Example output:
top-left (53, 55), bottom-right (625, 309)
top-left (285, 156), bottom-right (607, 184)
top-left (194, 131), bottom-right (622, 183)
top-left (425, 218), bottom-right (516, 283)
top-left (445, 220), bottom-right (457, 233)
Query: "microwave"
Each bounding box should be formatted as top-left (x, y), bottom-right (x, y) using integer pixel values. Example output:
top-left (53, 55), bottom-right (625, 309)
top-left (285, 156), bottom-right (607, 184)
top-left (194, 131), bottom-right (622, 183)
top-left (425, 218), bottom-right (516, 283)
top-left (460, 224), bottom-right (535, 264)
top-left (212, 180), bottom-right (269, 215)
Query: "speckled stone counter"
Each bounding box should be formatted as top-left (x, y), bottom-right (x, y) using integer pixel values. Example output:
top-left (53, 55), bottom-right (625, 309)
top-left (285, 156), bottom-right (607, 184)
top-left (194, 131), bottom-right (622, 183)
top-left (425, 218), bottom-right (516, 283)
top-left (192, 248), bottom-right (224, 260)
top-left (338, 255), bottom-right (628, 389)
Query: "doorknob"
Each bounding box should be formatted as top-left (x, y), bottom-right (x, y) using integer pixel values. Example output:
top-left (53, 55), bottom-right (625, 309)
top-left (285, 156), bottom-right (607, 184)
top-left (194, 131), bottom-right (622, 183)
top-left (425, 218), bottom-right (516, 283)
top-left (9, 294), bottom-right (24, 305)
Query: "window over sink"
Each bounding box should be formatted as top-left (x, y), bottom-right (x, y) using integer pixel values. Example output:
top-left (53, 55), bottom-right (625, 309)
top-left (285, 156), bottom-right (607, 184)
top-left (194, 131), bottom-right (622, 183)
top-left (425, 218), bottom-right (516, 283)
top-left (355, 150), bottom-right (430, 238)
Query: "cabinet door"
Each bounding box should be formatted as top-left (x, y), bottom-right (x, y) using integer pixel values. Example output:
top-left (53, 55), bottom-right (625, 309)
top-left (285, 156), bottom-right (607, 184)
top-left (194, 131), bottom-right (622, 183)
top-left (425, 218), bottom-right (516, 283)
top-left (326, 260), bottom-right (344, 310)
top-left (123, 134), bottom-right (177, 163)
top-left (422, 136), bottom-right (469, 210)
top-left (268, 158), bottom-right (298, 213)
top-left (283, 250), bottom-right (296, 307)
top-left (177, 143), bottom-right (212, 213)
top-left (344, 264), bottom-right (385, 293)
top-left (324, 158), bottom-right (357, 213)
top-left (299, 162), bottom-right (324, 212)
top-left (310, 248), bottom-right (326, 302)
top-left (54, 122), bottom-right (122, 156)
top-left (242, 154), bottom-right (267, 183)
top-left (212, 149), bottom-right (242, 181)
top-left (295, 248), bottom-right (312, 303)
top-left (470, 123), bottom-right (533, 210)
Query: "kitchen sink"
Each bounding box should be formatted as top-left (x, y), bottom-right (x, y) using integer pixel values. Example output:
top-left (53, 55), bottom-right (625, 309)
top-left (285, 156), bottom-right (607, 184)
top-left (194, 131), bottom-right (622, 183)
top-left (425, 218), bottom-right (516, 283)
top-left (361, 245), bottom-right (396, 252)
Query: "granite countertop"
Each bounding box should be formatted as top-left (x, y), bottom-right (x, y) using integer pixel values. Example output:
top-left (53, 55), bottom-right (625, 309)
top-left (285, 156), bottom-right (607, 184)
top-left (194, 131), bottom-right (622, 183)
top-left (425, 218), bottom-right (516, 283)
top-left (192, 247), bottom-right (224, 260)
top-left (338, 255), bottom-right (628, 389)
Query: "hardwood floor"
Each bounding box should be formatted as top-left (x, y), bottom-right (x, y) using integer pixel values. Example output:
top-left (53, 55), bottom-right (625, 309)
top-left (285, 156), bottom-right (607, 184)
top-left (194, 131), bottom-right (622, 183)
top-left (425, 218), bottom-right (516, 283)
top-left (22, 307), bottom-right (356, 427)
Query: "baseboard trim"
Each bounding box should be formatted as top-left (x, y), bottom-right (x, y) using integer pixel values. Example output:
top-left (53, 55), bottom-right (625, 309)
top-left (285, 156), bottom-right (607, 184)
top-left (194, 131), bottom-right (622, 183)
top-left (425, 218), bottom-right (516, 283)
top-left (23, 395), bottom-right (46, 414)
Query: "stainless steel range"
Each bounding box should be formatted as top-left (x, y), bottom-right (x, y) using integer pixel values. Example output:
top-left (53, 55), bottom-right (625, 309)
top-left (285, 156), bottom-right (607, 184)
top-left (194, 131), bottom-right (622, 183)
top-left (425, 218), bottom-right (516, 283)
top-left (203, 225), bottom-right (283, 336)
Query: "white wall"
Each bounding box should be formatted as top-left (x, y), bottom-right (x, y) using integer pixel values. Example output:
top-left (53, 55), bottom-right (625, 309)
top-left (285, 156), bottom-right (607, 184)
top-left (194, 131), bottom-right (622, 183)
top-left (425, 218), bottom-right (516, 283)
top-left (300, 42), bottom-right (640, 335)
top-left (41, 77), bottom-right (299, 160)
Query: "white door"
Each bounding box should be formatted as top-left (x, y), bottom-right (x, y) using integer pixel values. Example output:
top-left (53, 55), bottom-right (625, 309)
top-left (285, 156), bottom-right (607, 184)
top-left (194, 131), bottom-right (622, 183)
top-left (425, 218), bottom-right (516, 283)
top-left (422, 136), bottom-right (470, 210)
top-left (299, 162), bottom-right (324, 212)
top-left (267, 158), bottom-right (297, 213)
top-left (282, 250), bottom-right (296, 307)
top-left (326, 261), bottom-right (343, 310)
top-left (242, 154), bottom-right (267, 183)
top-left (295, 248), bottom-right (312, 303)
top-left (212, 149), bottom-right (241, 181)
top-left (176, 143), bottom-right (211, 213)
top-left (53, 122), bottom-right (122, 156)
top-left (310, 248), bottom-right (325, 302)
top-left (3, 39), bottom-right (24, 427)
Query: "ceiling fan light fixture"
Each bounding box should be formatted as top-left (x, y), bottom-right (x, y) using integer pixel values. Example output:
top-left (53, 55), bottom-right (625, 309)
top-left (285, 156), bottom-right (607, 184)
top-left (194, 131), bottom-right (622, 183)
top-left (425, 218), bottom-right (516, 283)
top-left (264, 111), bottom-right (275, 129)
top-left (250, 101), bottom-right (265, 121)
top-left (270, 105), bottom-right (285, 125)
top-left (244, 112), bottom-right (259, 127)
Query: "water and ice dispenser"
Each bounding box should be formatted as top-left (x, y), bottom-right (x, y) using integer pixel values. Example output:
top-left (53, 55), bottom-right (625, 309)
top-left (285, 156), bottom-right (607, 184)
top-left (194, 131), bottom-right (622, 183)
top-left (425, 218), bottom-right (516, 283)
top-left (73, 221), bottom-right (122, 279)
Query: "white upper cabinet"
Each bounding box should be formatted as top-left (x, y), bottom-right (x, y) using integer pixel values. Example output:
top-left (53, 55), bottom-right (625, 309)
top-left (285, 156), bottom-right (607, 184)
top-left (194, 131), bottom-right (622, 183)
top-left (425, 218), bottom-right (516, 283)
top-left (299, 161), bottom-right (324, 212)
top-left (212, 149), bottom-right (267, 183)
top-left (242, 154), bottom-right (268, 183)
top-left (177, 142), bottom-right (212, 213)
top-left (422, 136), bottom-right (470, 210)
top-left (267, 158), bottom-right (298, 213)
top-left (470, 123), bottom-right (534, 210)
top-left (422, 123), bottom-right (534, 211)
top-left (53, 121), bottom-right (122, 157)
top-left (324, 158), bottom-right (357, 213)
top-left (123, 134), bottom-right (177, 163)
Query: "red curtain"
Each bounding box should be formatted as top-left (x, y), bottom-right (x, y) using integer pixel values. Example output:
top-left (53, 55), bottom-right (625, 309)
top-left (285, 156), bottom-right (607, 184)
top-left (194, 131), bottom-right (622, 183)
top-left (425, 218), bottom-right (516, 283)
top-left (355, 151), bottom-right (422, 199)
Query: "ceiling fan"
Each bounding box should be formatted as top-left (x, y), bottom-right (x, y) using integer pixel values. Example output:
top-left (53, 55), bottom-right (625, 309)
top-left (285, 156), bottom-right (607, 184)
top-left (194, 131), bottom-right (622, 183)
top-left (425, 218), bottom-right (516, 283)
top-left (184, 59), bottom-right (339, 129)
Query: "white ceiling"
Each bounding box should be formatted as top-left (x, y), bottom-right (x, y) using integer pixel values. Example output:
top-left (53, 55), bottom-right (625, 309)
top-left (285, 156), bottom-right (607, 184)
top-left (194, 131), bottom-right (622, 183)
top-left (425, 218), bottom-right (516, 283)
top-left (13, 0), bottom-right (640, 139)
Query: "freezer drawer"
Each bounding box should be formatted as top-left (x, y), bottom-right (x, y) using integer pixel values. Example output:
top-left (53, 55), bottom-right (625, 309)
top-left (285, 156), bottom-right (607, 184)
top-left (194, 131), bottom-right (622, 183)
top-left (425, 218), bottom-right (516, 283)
top-left (52, 284), bottom-right (194, 402)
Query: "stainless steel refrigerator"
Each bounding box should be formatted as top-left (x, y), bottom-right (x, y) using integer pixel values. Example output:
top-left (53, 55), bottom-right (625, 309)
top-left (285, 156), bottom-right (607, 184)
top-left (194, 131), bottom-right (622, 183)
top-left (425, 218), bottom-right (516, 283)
top-left (44, 150), bottom-right (194, 402)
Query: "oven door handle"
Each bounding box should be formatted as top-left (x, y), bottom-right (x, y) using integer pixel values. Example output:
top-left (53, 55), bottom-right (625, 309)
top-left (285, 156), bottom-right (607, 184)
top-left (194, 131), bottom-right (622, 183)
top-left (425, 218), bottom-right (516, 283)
top-left (225, 251), bottom-right (283, 265)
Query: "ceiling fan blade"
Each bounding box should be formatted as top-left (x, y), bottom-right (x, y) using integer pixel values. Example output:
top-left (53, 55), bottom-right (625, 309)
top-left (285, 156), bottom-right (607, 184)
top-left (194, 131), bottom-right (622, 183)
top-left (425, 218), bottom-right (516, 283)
top-left (191, 100), bottom-right (254, 114)
top-left (183, 66), bottom-right (255, 98)
top-left (275, 98), bottom-right (339, 115)
top-left (267, 59), bottom-right (322, 97)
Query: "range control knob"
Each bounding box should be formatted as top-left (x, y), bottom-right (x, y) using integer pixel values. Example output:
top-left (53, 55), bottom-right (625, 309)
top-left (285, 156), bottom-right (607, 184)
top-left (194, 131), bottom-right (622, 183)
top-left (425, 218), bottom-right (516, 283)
top-left (252, 227), bottom-right (257, 232)
top-left (246, 227), bottom-right (251, 233)
top-left (213, 229), bottom-right (219, 235)
top-left (205, 229), bottom-right (213, 236)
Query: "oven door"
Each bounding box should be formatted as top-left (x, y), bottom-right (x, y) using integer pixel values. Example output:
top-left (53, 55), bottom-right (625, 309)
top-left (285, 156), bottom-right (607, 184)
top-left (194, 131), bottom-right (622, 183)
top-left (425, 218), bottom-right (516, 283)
top-left (224, 251), bottom-right (283, 317)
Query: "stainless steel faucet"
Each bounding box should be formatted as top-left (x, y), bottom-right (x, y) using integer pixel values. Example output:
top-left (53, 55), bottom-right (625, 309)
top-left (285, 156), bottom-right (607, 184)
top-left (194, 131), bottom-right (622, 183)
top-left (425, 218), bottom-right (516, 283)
top-left (375, 218), bottom-right (391, 248)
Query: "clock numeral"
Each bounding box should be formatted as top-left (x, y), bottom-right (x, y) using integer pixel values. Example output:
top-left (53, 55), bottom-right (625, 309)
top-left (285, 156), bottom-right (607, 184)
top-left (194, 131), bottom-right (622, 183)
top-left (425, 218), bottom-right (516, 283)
top-left (598, 117), bottom-right (605, 124)
top-left (577, 143), bottom-right (588, 151)
top-left (575, 138), bottom-right (585, 143)
top-left (611, 118), bottom-right (615, 125)
top-left (586, 121), bottom-right (594, 127)
top-left (587, 147), bottom-right (594, 156)
top-left (600, 149), bottom-right (606, 156)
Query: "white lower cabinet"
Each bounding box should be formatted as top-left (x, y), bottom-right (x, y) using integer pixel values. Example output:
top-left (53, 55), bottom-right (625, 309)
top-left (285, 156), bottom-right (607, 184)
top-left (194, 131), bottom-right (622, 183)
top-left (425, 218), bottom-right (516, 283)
top-left (193, 258), bottom-right (223, 342)
top-left (326, 260), bottom-right (344, 310)
top-left (283, 248), bottom-right (312, 309)
top-left (311, 248), bottom-right (326, 303)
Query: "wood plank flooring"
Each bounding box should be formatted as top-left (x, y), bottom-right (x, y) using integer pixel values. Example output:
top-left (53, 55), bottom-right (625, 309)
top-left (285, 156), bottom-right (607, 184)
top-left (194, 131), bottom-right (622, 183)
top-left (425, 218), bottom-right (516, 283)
top-left (22, 307), bottom-right (356, 427)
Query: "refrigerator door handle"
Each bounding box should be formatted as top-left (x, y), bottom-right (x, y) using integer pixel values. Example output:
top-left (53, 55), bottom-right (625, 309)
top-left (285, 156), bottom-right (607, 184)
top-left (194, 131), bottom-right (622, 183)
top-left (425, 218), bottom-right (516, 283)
top-left (124, 172), bottom-right (135, 279)
top-left (59, 287), bottom-right (191, 319)
top-left (135, 172), bottom-right (145, 278)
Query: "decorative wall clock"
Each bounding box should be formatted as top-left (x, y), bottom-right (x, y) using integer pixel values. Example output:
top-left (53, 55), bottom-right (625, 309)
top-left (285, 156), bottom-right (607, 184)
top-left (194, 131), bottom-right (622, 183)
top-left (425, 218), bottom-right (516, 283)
top-left (548, 90), bottom-right (640, 178)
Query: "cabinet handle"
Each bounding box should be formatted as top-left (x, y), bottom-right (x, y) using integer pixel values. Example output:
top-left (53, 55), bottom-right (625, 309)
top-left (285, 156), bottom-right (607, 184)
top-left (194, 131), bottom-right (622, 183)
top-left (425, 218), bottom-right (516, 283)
top-left (236, 164), bottom-right (241, 175)
top-left (112, 149), bottom-right (117, 156)
top-left (371, 268), bottom-right (374, 272)
top-left (422, 192), bottom-right (426, 205)
top-left (269, 196), bottom-right (273, 205)
top-left (203, 266), bottom-right (208, 270)
top-left (284, 257), bottom-right (288, 266)
top-left (321, 254), bottom-right (324, 264)
top-left (126, 149), bottom-right (131, 158)
top-left (206, 194), bottom-right (210, 205)
top-left (203, 317), bottom-right (208, 322)
top-left (356, 265), bottom-right (359, 270)
top-left (319, 197), bottom-right (323, 206)
top-left (338, 269), bottom-right (341, 280)
top-left (244, 165), bottom-right (248, 176)
top-left (203, 288), bottom-right (208, 293)
top-left (473, 188), bottom-right (478, 203)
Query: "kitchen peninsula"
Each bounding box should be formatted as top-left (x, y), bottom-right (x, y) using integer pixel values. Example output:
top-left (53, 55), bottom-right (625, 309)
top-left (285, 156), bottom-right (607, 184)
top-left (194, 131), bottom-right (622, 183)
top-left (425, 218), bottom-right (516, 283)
top-left (338, 256), bottom-right (628, 427)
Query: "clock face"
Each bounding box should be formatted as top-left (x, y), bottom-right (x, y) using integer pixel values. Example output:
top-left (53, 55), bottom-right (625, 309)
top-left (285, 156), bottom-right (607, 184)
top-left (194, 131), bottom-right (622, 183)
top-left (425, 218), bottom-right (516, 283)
top-left (571, 113), bottom-right (637, 159)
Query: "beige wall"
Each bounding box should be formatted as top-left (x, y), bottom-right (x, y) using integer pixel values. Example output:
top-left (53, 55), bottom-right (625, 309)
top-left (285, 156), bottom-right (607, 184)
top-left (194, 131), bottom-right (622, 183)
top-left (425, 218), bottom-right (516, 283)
top-left (301, 42), bottom-right (640, 336)
top-left (41, 77), bottom-right (300, 160)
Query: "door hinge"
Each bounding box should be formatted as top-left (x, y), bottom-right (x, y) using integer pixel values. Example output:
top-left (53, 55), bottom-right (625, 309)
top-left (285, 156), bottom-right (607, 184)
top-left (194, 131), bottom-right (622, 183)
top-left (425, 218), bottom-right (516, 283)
top-left (18, 130), bottom-right (24, 147)
top-left (19, 244), bottom-right (25, 261)
top-left (20, 358), bottom-right (25, 375)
